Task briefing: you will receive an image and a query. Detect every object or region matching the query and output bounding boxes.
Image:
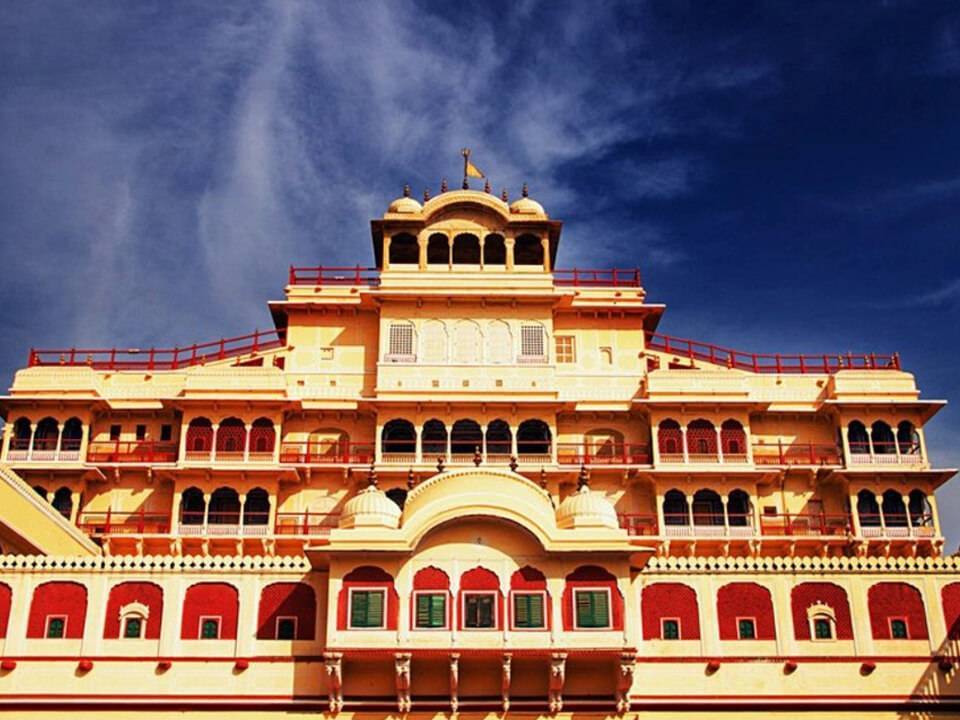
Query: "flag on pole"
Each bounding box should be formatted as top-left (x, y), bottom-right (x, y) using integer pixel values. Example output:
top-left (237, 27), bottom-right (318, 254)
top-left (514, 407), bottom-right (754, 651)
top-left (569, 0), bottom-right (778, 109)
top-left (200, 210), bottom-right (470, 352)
top-left (466, 160), bottom-right (484, 178)
top-left (461, 148), bottom-right (485, 181)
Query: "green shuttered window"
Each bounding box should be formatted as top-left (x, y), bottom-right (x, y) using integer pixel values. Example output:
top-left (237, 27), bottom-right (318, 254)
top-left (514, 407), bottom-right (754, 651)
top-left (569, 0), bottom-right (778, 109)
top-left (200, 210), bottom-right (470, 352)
top-left (513, 593), bottom-right (545, 629)
top-left (574, 589), bottom-right (610, 628)
top-left (350, 589), bottom-right (385, 628)
top-left (415, 593), bottom-right (447, 629)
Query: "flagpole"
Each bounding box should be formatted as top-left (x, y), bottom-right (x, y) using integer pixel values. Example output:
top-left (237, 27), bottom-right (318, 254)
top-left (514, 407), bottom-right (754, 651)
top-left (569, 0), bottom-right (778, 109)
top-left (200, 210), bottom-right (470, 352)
top-left (461, 148), bottom-right (470, 189)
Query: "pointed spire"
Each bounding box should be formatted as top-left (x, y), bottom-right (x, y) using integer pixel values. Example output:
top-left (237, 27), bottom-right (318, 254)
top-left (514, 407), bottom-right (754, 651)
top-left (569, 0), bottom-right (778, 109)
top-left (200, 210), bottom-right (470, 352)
top-left (501, 188), bottom-right (509, 202)
top-left (484, 179), bottom-right (491, 194)
top-left (407, 468), bottom-right (416, 489)
top-left (509, 455), bottom-right (518, 472)
top-left (539, 467), bottom-right (548, 489)
top-left (423, 188), bottom-right (431, 202)
top-left (437, 455), bottom-right (445, 472)
top-left (402, 184), bottom-right (411, 198)
top-left (577, 464), bottom-right (589, 490)
top-left (367, 462), bottom-right (378, 489)
top-left (441, 178), bottom-right (448, 193)
top-left (473, 445), bottom-right (483, 467)
top-left (462, 176), bottom-right (469, 190)
top-left (521, 182), bottom-right (529, 198)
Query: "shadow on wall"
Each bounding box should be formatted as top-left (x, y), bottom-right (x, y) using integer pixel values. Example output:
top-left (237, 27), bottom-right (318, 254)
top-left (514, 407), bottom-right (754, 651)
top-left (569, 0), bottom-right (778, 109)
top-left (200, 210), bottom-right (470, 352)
top-left (900, 587), bottom-right (960, 719)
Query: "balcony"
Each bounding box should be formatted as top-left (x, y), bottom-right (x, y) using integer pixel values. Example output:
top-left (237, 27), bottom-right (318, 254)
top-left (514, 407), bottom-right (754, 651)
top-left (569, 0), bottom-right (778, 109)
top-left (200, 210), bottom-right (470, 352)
top-left (752, 442), bottom-right (843, 466)
top-left (858, 513), bottom-right (937, 539)
top-left (5, 437), bottom-right (81, 463)
top-left (288, 265), bottom-right (380, 286)
top-left (86, 440), bottom-right (179, 464)
top-left (178, 511), bottom-right (271, 537)
top-left (78, 510), bottom-right (171, 536)
top-left (557, 443), bottom-right (651, 465)
top-left (552, 268), bottom-right (642, 287)
top-left (279, 442), bottom-right (374, 465)
top-left (848, 442), bottom-right (925, 467)
top-left (274, 511), bottom-right (340, 536)
top-left (758, 512), bottom-right (851, 537)
top-left (617, 513), bottom-right (757, 538)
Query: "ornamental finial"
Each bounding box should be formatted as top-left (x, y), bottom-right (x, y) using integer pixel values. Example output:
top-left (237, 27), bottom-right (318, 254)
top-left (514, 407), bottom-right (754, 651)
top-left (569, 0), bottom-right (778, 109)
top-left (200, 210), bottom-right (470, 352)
top-left (403, 184), bottom-right (411, 198)
top-left (521, 182), bottom-right (529, 198)
top-left (423, 188), bottom-right (431, 202)
top-left (367, 462), bottom-right (378, 489)
top-left (441, 178), bottom-right (448, 193)
top-left (501, 188), bottom-right (509, 202)
top-left (577, 464), bottom-right (589, 490)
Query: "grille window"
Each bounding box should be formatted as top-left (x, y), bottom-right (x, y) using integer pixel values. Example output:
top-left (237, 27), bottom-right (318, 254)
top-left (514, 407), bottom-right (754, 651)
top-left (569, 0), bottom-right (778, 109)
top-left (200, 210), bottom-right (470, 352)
top-left (520, 325), bottom-right (546, 362)
top-left (555, 336), bottom-right (576, 363)
top-left (387, 323), bottom-right (415, 361)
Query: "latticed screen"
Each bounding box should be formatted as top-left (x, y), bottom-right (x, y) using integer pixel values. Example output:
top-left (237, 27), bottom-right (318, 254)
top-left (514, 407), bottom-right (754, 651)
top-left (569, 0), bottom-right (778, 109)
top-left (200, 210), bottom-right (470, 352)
top-left (415, 593), bottom-right (447, 628)
top-left (388, 323), bottom-right (415, 358)
top-left (520, 324), bottom-right (546, 360)
top-left (575, 590), bottom-right (609, 628)
top-left (555, 335), bottom-right (575, 363)
top-left (513, 593), bottom-right (545, 628)
top-left (350, 590), bottom-right (385, 628)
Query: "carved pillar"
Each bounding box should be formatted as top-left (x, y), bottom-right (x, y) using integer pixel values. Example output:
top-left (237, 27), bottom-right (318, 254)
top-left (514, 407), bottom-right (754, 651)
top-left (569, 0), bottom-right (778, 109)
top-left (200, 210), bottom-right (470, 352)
top-left (54, 421), bottom-right (63, 461)
top-left (721, 494), bottom-right (730, 536)
top-left (505, 237), bottom-right (516, 271)
top-left (395, 653), bottom-right (411, 713)
top-left (324, 653), bottom-right (343, 714)
top-left (549, 652), bottom-right (567, 714)
top-left (415, 424), bottom-right (423, 464)
top-left (715, 426), bottom-right (723, 465)
top-left (541, 237), bottom-right (551, 272)
top-left (616, 651), bottom-right (636, 715)
top-left (449, 653), bottom-right (460, 714)
top-left (28, 422), bottom-right (37, 461)
top-left (243, 423), bottom-right (252, 463)
top-left (501, 653), bottom-right (512, 713)
top-left (210, 423), bottom-right (219, 463)
top-left (680, 425), bottom-right (689, 464)
top-left (383, 236), bottom-right (392, 271)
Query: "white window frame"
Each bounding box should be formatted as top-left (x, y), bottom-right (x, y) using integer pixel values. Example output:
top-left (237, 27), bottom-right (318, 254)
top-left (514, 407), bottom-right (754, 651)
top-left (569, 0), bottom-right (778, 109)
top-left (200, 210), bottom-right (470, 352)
top-left (275, 615), bottom-right (299, 639)
top-left (735, 615), bottom-right (758, 640)
top-left (572, 586), bottom-right (613, 630)
top-left (461, 590), bottom-right (499, 631)
top-left (660, 616), bottom-right (681, 640)
top-left (198, 615), bottom-right (222, 639)
top-left (44, 614), bottom-right (68, 639)
top-left (509, 590), bottom-right (548, 631)
top-left (806, 603), bottom-right (836, 642)
top-left (118, 601), bottom-right (150, 640)
top-left (347, 586), bottom-right (388, 630)
top-left (412, 589), bottom-right (449, 631)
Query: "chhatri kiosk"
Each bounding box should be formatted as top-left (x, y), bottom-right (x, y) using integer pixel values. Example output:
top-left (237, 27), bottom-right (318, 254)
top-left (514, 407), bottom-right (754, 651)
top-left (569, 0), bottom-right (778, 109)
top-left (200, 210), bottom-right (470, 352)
top-left (0, 176), bottom-right (956, 718)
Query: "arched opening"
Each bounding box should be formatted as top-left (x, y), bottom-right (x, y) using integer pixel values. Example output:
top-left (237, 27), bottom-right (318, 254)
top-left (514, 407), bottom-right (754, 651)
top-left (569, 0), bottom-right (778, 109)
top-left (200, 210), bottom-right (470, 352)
top-left (514, 234), bottom-right (544, 266)
top-left (882, 489), bottom-right (907, 527)
top-left (382, 419), bottom-right (416, 456)
top-left (52, 487), bottom-right (73, 519)
top-left (517, 419), bottom-right (551, 458)
top-left (208, 487), bottom-right (241, 526)
top-left (427, 233), bottom-right (449, 265)
top-left (857, 489), bottom-right (881, 527)
top-left (898, 421), bottom-right (920, 456)
top-left (61, 418), bottom-right (83, 454)
top-left (485, 320), bottom-right (512, 364)
top-left (186, 418), bottom-right (213, 456)
top-left (32, 485), bottom-right (48, 501)
top-left (663, 489), bottom-right (688, 526)
top-left (450, 419), bottom-right (482, 458)
top-left (692, 489), bottom-right (724, 526)
top-left (243, 487), bottom-right (270, 527)
top-left (483, 233), bottom-right (506, 265)
top-left (452, 233), bottom-right (481, 264)
top-left (848, 421), bottom-right (869, 454)
top-left (9, 417), bottom-right (31, 455)
top-left (452, 320), bottom-right (482, 364)
top-left (585, 428), bottom-right (624, 461)
top-left (727, 489), bottom-right (752, 527)
top-left (248, 418), bottom-right (275, 459)
top-left (686, 419), bottom-right (718, 460)
top-left (485, 419), bottom-right (512, 459)
top-left (33, 417), bottom-right (59, 453)
top-left (389, 233), bottom-right (419, 265)
top-left (180, 487), bottom-right (205, 526)
top-left (658, 419), bottom-right (683, 459)
top-left (871, 421), bottom-right (896, 455)
top-left (216, 417), bottom-right (246, 459)
top-left (386, 487), bottom-right (407, 510)
top-left (720, 419), bottom-right (747, 458)
top-left (909, 490), bottom-right (932, 528)
top-left (420, 320), bottom-right (448, 363)
top-left (305, 427), bottom-right (350, 461)
top-left (421, 419), bottom-right (448, 458)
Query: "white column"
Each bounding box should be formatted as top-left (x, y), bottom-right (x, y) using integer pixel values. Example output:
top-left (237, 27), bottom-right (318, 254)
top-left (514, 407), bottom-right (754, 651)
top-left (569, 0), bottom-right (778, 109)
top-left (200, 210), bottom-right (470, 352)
top-left (655, 489), bottom-right (665, 537)
top-left (902, 493), bottom-right (913, 535)
top-left (445, 424), bottom-right (452, 463)
top-left (202, 492), bottom-right (211, 533)
top-left (54, 421), bottom-right (63, 461)
top-left (0, 421), bottom-right (10, 462)
top-left (680, 426), bottom-right (688, 463)
top-left (415, 425), bottom-right (423, 464)
top-left (210, 424), bottom-right (219, 463)
top-left (272, 421), bottom-right (281, 464)
top-left (28, 422), bottom-right (37, 461)
top-left (721, 495), bottom-right (730, 536)
top-left (651, 422), bottom-right (661, 466)
top-left (715, 427), bottom-right (724, 465)
top-left (243, 423), bottom-right (252, 462)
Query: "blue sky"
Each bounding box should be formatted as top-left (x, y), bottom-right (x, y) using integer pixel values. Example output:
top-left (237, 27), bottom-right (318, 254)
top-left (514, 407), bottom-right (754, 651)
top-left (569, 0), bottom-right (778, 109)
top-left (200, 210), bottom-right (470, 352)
top-left (1, 2), bottom-right (958, 538)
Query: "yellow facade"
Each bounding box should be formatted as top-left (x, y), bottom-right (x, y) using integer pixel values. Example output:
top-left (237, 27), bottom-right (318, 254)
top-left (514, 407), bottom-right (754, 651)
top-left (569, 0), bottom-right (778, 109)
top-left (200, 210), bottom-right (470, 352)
top-left (0, 185), bottom-right (957, 717)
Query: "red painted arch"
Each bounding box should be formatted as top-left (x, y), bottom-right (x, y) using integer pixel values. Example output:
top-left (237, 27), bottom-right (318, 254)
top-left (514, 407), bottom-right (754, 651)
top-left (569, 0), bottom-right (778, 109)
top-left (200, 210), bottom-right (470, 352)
top-left (717, 582), bottom-right (775, 640)
top-left (642, 582), bottom-right (700, 640)
top-left (103, 582), bottom-right (164, 639)
top-left (457, 567), bottom-right (503, 631)
top-left (338, 566), bottom-right (398, 631)
top-left (181, 583), bottom-right (239, 640)
top-left (561, 565), bottom-right (623, 631)
top-left (791, 582), bottom-right (853, 641)
top-left (868, 582), bottom-right (928, 640)
top-left (257, 582), bottom-right (316, 640)
top-left (27, 581), bottom-right (87, 639)
top-left (509, 566), bottom-right (551, 631)
top-left (409, 566), bottom-right (451, 629)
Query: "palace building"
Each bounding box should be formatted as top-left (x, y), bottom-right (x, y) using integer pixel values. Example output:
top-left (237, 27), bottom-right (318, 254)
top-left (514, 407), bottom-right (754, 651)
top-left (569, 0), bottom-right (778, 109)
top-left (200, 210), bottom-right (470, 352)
top-left (0, 180), bottom-right (958, 719)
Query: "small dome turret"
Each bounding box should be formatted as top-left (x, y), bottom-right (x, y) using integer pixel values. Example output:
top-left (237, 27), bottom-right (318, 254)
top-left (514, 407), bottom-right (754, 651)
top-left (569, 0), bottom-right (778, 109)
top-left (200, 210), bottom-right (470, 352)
top-left (555, 466), bottom-right (618, 529)
top-left (509, 184), bottom-right (546, 216)
top-left (386, 184), bottom-right (423, 215)
top-left (340, 466), bottom-right (402, 529)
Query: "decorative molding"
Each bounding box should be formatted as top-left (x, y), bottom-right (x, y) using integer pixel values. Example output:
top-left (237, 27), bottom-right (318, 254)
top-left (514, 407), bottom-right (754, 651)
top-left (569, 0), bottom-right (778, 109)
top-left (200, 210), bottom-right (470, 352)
top-left (644, 554), bottom-right (960, 574)
top-left (0, 553), bottom-right (312, 573)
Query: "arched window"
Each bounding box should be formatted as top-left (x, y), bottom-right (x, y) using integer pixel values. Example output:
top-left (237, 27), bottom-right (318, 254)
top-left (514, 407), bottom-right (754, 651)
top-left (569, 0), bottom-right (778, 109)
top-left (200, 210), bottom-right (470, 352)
top-left (421, 419), bottom-right (447, 457)
top-left (340, 566), bottom-right (399, 631)
top-left (720, 419), bottom-right (746, 458)
top-left (452, 233), bottom-right (480, 264)
top-left (386, 321), bottom-right (416, 361)
top-left (882, 489), bottom-right (907, 528)
top-left (9, 417), bottom-right (31, 454)
top-left (452, 320), bottom-right (482, 364)
top-left (791, 582), bottom-right (853, 641)
top-left (857, 490), bottom-right (881, 527)
top-left (257, 582), bottom-right (316, 640)
top-left (486, 419), bottom-right (512, 458)
top-left (180, 487), bottom-right (205, 526)
top-left (248, 418), bottom-right (275, 458)
top-left (186, 418), bottom-right (213, 455)
top-left (61, 417), bottom-right (83, 454)
top-left (692, 489), bottom-right (723, 526)
top-left (485, 320), bottom-right (512, 364)
top-left (104, 582), bottom-right (163, 639)
top-left (514, 234), bottom-right (544, 266)
top-left (458, 566), bottom-right (502, 631)
top-left (510, 566), bottom-right (550, 630)
top-left (33, 417), bottom-right (59, 453)
top-left (484, 233), bottom-right (506, 265)
top-left (658, 420), bottom-right (682, 458)
top-left (848, 421), bottom-right (869, 454)
top-left (727, 489), bottom-right (752, 527)
top-left (208, 487), bottom-right (240, 526)
top-left (243, 487), bottom-right (270, 526)
top-left (427, 233), bottom-right (449, 265)
top-left (450, 419), bottom-right (482, 456)
top-left (52, 487), bottom-right (73, 519)
top-left (382, 419), bottom-right (416, 456)
top-left (389, 233), bottom-right (418, 265)
top-left (562, 565), bottom-right (623, 631)
top-left (216, 417), bottom-right (246, 459)
top-left (27, 581), bottom-right (87, 638)
top-left (420, 320), bottom-right (448, 363)
top-left (181, 583), bottom-right (239, 640)
top-left (867, 582), bottom-right (928, 639)
top-left (909, 490), bottom-right (932, 527)
top-left (686, 419), bottom-right (717, 460)
top-left (898, 421), bottom-right (920, 456)
top-left (871, 421), bottom-right (896, 454)
top-left (717, 583), bottom-right (775, 640)
top-left (642, 583), bottom-right (700, 640)
top-left (517, 419), bottom-right (551, 457)
top-left (663, 489), bottom-right (688, 526)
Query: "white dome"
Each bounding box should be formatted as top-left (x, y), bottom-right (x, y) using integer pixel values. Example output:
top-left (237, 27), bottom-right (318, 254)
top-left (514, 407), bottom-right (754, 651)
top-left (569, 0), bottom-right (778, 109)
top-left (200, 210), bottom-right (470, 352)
top-left (556, 485), bottom-right (618, 530)
top-left (509, 196), bottom-right (546, 216)
top-left (340, 486), bottom-right (401, 529)
top-left (387, 195), bottom-right (423, 214)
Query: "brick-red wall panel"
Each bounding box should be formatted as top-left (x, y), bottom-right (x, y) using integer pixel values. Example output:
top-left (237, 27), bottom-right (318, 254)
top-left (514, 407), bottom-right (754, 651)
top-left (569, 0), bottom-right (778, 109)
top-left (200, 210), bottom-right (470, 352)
top-left (181, 582), bottom-right (239, 640)
top-left (27, 581), bottom-right (87, 639)
top-left (791, 582), bottom-right (853, 640)
top-left (642, 582), bottom-right (700, 640)
top-left (103, 582), bottom-right (164, 639)
top-left (0, 583), bottom-right (10, 638)
top-left (257, 582), bottom-right (316, 639)
top-left (561, 565), bottom-right (623, 631)
top-left (338, 566), bottom-right (399, 631)
top-left (717, 582), bottom-right (775, 640)
top-left (943, 582), bottom-right (960, 639)
top-left (509, 566), bottom-right (551, 631)
top-left (868, 582), bottom-right (928, 639)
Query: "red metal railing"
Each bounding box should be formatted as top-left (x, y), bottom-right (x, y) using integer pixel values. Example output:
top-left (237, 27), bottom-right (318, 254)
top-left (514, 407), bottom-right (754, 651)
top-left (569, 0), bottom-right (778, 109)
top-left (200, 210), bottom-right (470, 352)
top-left (645, 332), bottom-right (899, 374)
top-left (553, 268), bottom-right (642, 287)
top-left (618, 513), bottom-right (658, 536)
top-left (752, 442), bottom-right (843, 466)
top-left (28, 329), bottom-right (285, 371)
top-left (274, 512), bottom-right (340, 535)
top-left (279, 441), bottom-right (375, 465)
top-left (759, 513), bottom-right (851, 537)
top-left (77, 510), bottom-right (171, 536)
top-left (288, 266), bottom-right (381, 286)
top-left (557, 443), bottom-right (651, 465)
top-left (87, 441), bottom-right (179, 464)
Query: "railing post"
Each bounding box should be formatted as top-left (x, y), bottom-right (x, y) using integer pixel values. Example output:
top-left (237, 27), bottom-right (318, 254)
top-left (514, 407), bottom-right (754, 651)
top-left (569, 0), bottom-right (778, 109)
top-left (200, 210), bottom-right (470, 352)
top-left (148, 348), bottom-right (155, 371)
top-left (808, 442), bottom-right (815, 465)
top-left (777, 439), bottom-right (785, 465)
top-left (355, 265), bottom-right (361, 284)
top-left (303, 510), bottom-right (310, 535)
top-left (105, 507), bottom-right (112, 535)
top-left (288, 266), bottom-right (295, 285)
top-left (219, 338), bottom-right (225, 359)
top-left (138, 507), bottom-right (145, 534)
top-left (109, 348), bottom-right (117, 370)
